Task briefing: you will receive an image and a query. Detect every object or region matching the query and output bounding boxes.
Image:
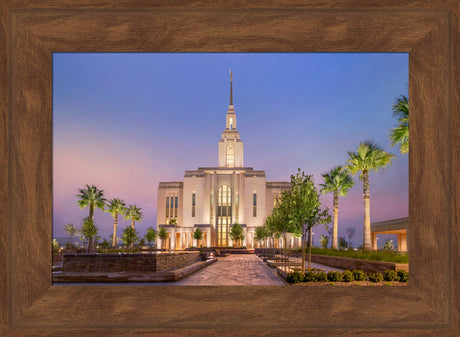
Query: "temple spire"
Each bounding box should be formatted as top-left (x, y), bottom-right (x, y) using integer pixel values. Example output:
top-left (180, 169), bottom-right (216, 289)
top-left (229, 68), bottom-right (233, 105)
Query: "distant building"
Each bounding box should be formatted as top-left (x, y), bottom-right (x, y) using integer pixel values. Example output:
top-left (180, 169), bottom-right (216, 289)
top-left (156, 73), bottom-right (298, 249)
top-left (371, 217), bottom-right (408, 251)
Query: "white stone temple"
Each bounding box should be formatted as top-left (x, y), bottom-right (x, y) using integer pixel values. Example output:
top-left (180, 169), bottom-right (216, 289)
top-left (156, 71), bottom-right (298, 249)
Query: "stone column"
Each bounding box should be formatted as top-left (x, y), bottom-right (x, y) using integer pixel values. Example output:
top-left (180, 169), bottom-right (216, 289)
top-left (371, 233), bottom-right (377, 250)
top-left (398, 233), bottom-right (408, 252)
top-left (170, 228), bottom-right (176, 250)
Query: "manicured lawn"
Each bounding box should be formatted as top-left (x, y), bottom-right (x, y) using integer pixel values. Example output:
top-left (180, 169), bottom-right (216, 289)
top-left (291, 248), bottom-right (409, 263)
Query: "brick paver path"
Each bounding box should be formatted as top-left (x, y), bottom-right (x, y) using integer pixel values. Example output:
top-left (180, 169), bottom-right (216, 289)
top-left (175, 254), bottom-right (286, 286)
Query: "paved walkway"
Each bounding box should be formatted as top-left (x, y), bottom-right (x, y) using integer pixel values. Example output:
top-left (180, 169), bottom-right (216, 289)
top-left (175, 254), bottom-right (286, 286)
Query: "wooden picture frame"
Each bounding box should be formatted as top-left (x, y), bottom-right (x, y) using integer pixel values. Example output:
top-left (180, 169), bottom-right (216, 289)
top-left (1, 1), bottom-right (458, 336)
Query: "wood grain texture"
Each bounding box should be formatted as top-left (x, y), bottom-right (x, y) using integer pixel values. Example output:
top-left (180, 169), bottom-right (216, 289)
top-left (1, 1), bottom-right (458, 336)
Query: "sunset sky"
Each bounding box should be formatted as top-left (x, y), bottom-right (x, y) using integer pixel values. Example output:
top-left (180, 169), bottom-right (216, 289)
top-left (53, 53), bottom-right (408, 248)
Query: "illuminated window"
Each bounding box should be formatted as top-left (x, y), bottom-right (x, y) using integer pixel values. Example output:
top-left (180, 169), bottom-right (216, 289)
top-left (226, 146), bottom-right (234, 167)
top-left (253, 193), bottom-right (257, 217)
top-left (217, 185), bottom-right (232, 247)
top-left (175, 196), bottom-right (178, 218)
top-left (166, 195), bottom-right (178, 220)
top-left (235, 194), bottom-right (239, 223)
top-left (166, 196), bottom-right (169, 219)
top-left (192, 193), bottom-right (196, 217)
top-left (229, 118), bottom-right (233, 130)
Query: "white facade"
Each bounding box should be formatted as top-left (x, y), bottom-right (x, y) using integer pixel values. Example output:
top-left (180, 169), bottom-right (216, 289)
top-left (156, 74), bottom-right (295, 249)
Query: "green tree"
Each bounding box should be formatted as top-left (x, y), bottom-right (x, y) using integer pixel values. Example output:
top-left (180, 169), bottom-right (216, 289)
top-left (288, 169), bottom-right (331, 271)
top-left (320, 235), bottom-right (329, 249)
top-left (267, 192), bottom-right (296, 266)
top-left (345, 141), bottom-right (395, 251)
top-left (254, 226), bottom-right (268, 250)
top-left (389, 95), bottom-right (409, 154)
top-left (158, 227), bottom-right (168, 249)
top-left (138, 238), bottom-right (146, 248)
top-left (124, 204), bottom-right (143, 230)
top-left (80, 217), bottom-right (99, 252)
top-left (64, 223), bottom-right (77, 247)
top-left (193, 228), bottom-right (203, 247)
top-left (339, 236), bottom-right (348, 249)
top-left (229, 223), bottom-right (245, 247)
top-left (320, 165), bottom-right (354, 249)
top-left (169, 218), bottom-right (177, 225)
top-left (121, 226), bottom-right (139, 250)
top-left (105, 198), bottom-right (127, 247)
top-left (145, 227), bottom-right (157, 251)
top-left (76, 184), bottom-right (106, 221)
top-left (383, 239), bottom-right (394, 250)
top-left (99, 238), bottom-right (110, 249)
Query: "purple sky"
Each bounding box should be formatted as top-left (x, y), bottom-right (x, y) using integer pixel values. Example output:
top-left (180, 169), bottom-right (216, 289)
top-left (53, 53), bottom-right (408, 248)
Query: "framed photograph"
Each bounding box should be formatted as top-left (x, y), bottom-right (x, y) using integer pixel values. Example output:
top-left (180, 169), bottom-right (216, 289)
top-left (1, 1), bottom-right (458, 336)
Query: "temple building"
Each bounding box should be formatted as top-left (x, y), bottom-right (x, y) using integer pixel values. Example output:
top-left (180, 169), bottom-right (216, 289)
top-left (156, 72), bottom-right (295, 249)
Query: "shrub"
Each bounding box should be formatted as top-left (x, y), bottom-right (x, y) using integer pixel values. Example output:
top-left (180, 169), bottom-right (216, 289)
top-left (316, 271), bottom-right (328, 282)
top-left (327, 271), bottom-right (343, 282)
top-left (304, 271), bottom-right (317, 282)
top-left (383, 270), bottom-right (398, 282)
top-left (352, 270), bottom-right (367, 281)
top-left (397, 270), bottom-right (409, 282)
top-left (368, 273), bottom-right (384, 283)
top-left (286, 271), bottom-right (304, 283)
top-left (342, 270), bottom-right (354, 282)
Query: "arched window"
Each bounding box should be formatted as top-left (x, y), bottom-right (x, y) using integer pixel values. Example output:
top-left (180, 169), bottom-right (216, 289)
top-left (229, 118), bottom-right (233, 130)
top-left (226, 146), bottom-right (235, 167)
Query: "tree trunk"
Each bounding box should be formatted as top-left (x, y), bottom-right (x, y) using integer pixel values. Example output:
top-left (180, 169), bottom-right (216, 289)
top-left (284, 233), bottom-right (287, 272)
top-left (87, 237), bottom-right (92, 253)
top-left (112, 212), bottom-right (118, 247)
top-left (131, 219), bottom-right (135, 229)
top-left (89, 204), bottom-right (94, 250)
top-left (362, 171), bottom-right (372, 251)
top-left (301, 224), bottom-right (306, 274)
top-left (308, 227), bottom-right (312, 269)
top-left (332, 190), bottom-right (339, 250)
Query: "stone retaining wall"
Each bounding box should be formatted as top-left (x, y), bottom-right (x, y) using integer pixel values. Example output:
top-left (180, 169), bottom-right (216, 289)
top-left (309, 254), bottom-right (409, 273)
top-left (255, 249), bottom-right (409, 273)
top-left (62, 252), bottom-right (200, 273)
top-left (157, 252), bottom-right (201, 271)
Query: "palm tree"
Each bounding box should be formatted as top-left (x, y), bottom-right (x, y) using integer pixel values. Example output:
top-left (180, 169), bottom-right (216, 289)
top-left (124, 204), bottom-right (143, 230)
top-left (123, 204), bottom-right (143, 249)
top-left (76, 185), bottom-right (106, 249)
top-left (389, 95), bottom-right (409, 154)
top-left (76, 184), bottom-right (106, 220)
top-left (105, 198), bottom-right (127, 247)
top-left (345, 141), bottom-right (395, 251)
top-left (320, 166), bottom-right (354, 250)
top-left (125, 205), bottom-right (143, 228)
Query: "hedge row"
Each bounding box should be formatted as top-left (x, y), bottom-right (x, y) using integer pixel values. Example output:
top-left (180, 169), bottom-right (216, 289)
top-left (286, 269), bottom-right (409, 284)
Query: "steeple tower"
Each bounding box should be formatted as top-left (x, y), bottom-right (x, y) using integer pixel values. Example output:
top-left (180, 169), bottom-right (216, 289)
top-left (226, 69), bottom-right (237, 130)
top-left (218, 70), bottom-right (244, 167)
top-left (229, 69), bottom-right (233, 105)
